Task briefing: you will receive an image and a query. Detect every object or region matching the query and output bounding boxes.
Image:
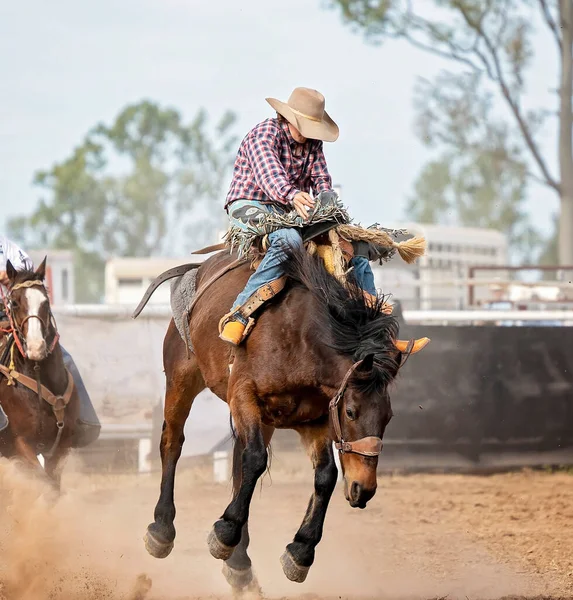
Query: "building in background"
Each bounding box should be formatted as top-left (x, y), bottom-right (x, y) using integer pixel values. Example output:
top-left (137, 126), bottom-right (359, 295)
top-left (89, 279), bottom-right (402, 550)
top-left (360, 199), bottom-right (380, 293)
top-left (28, 249), bottom-right (75, 306)
top-left (104, 219), bottom-right (508, 310)
top-left (372, 223), bottom-right (509, 310)
top-left (105, 257), bottom-right (196, 305)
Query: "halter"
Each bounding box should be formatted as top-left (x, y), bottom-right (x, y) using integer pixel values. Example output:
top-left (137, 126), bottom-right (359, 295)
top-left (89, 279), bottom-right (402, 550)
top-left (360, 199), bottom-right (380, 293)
top-left (329, 341), bottom-right (416, 457)
top-left (0, 280), bottom-right (60, 358)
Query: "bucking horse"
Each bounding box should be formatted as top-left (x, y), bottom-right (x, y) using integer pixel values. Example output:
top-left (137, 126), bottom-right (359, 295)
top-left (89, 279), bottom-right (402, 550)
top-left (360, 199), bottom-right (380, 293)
top-left (133, 204), bottom-right (430, 592)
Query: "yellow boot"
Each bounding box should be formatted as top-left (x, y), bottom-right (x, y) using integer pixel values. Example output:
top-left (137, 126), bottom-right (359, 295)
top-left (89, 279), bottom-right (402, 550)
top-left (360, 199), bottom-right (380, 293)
top-left (219, 318), bottom-right (246, 346)
top-left (363, 291), bottom-right (393, 315)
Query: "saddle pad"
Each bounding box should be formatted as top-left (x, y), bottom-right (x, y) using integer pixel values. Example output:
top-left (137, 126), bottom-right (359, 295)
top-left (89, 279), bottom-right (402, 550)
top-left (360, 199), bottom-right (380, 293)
top-left (170, 268), bottom-right (198, 352)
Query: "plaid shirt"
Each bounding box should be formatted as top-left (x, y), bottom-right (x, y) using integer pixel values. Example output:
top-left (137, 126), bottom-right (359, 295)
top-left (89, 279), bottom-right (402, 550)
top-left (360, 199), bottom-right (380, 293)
top-left (225, 117), bottom-right (333, 209)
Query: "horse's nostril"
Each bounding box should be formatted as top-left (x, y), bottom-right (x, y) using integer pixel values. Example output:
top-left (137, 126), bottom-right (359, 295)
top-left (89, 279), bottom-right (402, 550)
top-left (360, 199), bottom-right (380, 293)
top-left (350, 481), bottom-right (361, 503)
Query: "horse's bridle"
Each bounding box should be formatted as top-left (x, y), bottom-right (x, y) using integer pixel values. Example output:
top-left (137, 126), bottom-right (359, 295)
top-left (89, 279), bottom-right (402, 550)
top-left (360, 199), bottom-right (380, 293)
top-left (1, 280), bottom-right (60, 358)
top-left (329, 340), bottom-right (416, 457)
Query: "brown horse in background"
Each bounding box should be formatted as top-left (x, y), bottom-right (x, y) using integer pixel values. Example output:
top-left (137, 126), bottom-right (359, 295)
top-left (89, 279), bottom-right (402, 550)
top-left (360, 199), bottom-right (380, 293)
top-left (143, 244), bottom-right (429, 591)
top-left (0, 259), bottom-right (79, 488)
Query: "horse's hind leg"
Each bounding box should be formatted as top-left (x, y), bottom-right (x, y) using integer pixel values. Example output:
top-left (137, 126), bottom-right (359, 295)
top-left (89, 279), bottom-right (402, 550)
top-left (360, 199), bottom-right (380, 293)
top-left (223, 425), bottom-right (274, 593)
top-left (145, 326), bottom-right (205, 559)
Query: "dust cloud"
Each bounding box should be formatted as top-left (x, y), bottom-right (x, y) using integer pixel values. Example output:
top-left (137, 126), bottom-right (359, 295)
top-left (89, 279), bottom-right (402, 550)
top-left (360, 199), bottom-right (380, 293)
top-left (0, 458), bottom-right (153, 600)
top-left (0, 454), bottom-right (568, 600)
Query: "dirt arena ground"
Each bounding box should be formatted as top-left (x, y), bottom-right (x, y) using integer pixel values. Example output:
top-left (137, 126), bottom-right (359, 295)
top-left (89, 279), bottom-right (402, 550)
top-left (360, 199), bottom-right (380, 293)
top-left (0, 452), bottom-right (571, 600)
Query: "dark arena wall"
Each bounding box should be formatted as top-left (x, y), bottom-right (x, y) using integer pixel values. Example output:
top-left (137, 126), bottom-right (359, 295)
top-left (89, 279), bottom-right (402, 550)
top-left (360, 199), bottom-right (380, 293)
top-left (383, 323), bottom-right (573, 470)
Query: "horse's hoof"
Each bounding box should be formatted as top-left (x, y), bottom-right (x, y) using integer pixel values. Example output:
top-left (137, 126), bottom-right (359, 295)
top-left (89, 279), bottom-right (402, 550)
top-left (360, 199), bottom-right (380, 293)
top-left (144, 529), bottom-right (174, 559)
top-left (208, 528), bottom-right (234, 560)
top-left (222, 564), bottom-right (253, 590)
top-left (280, 549), bottom-right (310, 583)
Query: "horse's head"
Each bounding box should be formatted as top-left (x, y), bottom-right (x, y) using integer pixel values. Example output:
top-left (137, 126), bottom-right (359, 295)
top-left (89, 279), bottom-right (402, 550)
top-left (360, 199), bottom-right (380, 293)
top-left (333, 337), bottom-right (429, 509)
top-left (278, 241), bottom-right (430, 508)
top-left (5, 257), bottom-right (56, 362)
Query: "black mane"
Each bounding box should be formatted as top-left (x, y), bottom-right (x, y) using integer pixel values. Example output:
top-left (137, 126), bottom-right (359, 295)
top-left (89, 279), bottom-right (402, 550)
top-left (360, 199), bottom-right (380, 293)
top-left (12, 268), bottom-right (43, 285)
top-left (281, 243), bottom-right (400, 393)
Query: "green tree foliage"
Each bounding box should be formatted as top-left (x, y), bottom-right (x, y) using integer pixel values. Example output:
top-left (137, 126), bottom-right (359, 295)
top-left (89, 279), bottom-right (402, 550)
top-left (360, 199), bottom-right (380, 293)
top-left (329, 0), bottom-right (571, 265)
top-left (406, 71), bottom-right (543, 261)
top-left (8, 101), bottom-right (238, 302)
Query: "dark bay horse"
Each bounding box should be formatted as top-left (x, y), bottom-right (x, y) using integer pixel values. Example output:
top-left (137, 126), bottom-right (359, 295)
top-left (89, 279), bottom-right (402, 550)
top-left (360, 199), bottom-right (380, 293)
top-left (143, 245), bottom-right (429, 590)
top-left (0, 259), bottom-right (79, 488)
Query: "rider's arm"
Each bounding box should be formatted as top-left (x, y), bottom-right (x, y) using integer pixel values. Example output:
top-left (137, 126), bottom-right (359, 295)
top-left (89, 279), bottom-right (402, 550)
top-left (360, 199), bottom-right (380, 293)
top-left (310, 142), bottom-right (333, 195)
top-left (244, 133), bottom-right (298, 205)
top-left (0, 236), bottom-right (34, 273)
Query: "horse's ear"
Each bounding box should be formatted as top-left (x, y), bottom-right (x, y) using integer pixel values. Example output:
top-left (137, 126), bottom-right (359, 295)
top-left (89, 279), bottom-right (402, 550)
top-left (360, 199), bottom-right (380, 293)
top-left (35, 257), bottom-right (47, 280)
top-left (359, 353), bottom-right (375, 372)
top-left (6, 260), bottom-right (17, 282)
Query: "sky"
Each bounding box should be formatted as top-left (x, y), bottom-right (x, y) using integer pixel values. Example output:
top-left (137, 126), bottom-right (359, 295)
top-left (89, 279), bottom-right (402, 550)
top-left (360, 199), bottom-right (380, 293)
top-left (0, 0), bottom-right (560, 247)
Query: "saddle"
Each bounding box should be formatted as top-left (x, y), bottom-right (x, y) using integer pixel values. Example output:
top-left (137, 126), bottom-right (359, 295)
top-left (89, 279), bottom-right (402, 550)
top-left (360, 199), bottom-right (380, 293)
top-left (132, 214), bottom-right (427, 349)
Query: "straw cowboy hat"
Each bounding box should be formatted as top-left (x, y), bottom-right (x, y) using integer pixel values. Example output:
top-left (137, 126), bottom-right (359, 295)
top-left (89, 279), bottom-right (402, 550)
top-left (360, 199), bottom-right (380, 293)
top-left (266, 87), bottom-right (339, 143)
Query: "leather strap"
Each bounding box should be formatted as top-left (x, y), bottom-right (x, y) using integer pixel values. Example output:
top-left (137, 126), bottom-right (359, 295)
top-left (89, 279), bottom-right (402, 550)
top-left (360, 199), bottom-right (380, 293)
top-left (186, 258), bottom-right (246, 318)
top-left (336, 436), bottom-right (383, 457)
top-left (398, 339), bottom-right (415, 370)
top-left (328, 358), bottom-right (384, 458)
top-left (236, 277), bottom-right (287, 320)
top-left (329, 359), bottom-right (363, 449)
top-left (0, 364), bottom-right (75, 424)
top-left (191, 243), bottom-right (227, 255)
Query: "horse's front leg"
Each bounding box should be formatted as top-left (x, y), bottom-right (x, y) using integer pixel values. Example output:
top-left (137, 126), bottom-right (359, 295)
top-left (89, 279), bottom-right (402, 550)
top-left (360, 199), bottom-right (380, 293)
top-left (208, 385), bottom-right (267, 562)
top-left (43, 447), bottom-right (70, 493)
top-left (281, 422), bottom-right (338, 583)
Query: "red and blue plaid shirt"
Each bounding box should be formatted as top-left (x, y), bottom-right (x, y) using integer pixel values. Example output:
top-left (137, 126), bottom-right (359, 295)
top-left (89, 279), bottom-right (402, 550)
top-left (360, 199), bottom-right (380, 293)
top-left (225, 117), bottom-right (333, 209)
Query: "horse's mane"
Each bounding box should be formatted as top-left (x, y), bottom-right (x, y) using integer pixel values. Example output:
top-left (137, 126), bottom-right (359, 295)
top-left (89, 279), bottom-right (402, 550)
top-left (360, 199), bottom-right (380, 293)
top-left (281, 244), bottom-right (400, 394)
top-left (12, 268), bottom-right (43, 285)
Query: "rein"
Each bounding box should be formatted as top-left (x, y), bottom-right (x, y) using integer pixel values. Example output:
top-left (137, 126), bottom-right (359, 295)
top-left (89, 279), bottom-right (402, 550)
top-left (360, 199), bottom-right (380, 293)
top-left (0, 363), bottom-right (74, 457)
top-left (329, 341), bottom-right (416, 457)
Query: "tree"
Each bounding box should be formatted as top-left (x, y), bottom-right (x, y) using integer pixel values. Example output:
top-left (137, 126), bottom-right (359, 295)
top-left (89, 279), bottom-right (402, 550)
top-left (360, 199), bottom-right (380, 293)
top-left (8, 101), bottom-right (238, 302)
top-left (406, 70), bottom-right (544, 261)
top-left (329, 0), bottom-right (572, 265)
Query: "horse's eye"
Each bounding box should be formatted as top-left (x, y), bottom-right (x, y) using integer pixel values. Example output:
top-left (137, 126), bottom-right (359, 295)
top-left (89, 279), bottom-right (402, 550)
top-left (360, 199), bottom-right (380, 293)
top-left (10, 301), bottom-right (18, 309)
top-left (345, 407), bottom-right (356, 420)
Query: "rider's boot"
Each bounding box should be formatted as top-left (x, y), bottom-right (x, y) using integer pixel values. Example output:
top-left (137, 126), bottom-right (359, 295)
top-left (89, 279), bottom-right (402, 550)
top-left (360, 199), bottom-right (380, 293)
top-left (219, 277), bottom-right (287, 346)
top-left (363, 291), bottom-right (394, 315)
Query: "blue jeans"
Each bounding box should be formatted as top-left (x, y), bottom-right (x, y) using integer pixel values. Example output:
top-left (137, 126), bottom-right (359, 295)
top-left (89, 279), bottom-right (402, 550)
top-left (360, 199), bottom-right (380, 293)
top-left (228, 200), bottom-right (378, 316)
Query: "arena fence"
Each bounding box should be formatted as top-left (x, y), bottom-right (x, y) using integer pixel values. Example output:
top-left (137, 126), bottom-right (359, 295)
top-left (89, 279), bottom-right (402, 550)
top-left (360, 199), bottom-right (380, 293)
top-left (52, 305), bottom-right (573, 474)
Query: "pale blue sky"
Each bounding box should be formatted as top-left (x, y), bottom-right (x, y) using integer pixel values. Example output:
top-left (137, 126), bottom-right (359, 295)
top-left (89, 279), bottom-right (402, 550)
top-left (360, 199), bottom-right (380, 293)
top-left (0, 0), bottom-right (560, 243)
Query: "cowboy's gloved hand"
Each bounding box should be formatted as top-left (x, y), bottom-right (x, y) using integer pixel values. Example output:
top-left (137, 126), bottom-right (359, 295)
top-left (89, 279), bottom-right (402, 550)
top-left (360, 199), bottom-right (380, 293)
top-left (316, 190), bottom-right (339, 207)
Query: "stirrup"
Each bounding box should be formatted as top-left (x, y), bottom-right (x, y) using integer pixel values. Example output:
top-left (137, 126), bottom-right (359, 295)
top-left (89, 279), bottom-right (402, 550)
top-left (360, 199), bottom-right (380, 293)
top-left (219, 277), bottom-right (287, 344)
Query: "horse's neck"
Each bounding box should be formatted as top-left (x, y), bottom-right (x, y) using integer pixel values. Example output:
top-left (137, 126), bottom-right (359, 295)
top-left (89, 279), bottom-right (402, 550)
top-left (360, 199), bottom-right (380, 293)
top-left (17, 344), bottom-right (68, 394)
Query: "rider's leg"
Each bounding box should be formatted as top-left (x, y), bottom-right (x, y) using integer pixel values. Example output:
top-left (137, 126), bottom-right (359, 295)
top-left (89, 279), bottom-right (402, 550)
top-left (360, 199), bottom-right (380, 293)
top-left (60, 345), bottom-right (101, 447)
top-left (350, 256), bottom-right (377, 296)
top-left (220, 228), bottom-right (303, 345)
top-left (0, 309), bottom-right (10, 431)
top-left (350, 256), bottom-right (393, 314)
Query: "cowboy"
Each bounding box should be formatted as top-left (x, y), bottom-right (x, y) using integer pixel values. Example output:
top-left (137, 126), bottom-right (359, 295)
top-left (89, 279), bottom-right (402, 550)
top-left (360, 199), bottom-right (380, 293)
top-left (220, 87), bottom-right (384, 345)
top-left (0, 235), bottom-right (100, 445)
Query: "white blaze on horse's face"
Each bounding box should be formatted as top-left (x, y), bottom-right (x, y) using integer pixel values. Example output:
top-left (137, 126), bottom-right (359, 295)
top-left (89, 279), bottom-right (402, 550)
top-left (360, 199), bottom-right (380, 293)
top-left (24, 287), bottom-right (48, 361)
